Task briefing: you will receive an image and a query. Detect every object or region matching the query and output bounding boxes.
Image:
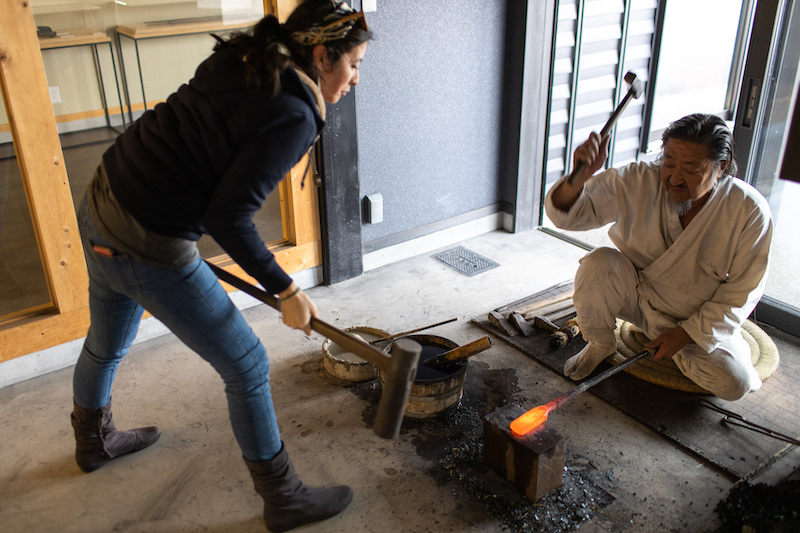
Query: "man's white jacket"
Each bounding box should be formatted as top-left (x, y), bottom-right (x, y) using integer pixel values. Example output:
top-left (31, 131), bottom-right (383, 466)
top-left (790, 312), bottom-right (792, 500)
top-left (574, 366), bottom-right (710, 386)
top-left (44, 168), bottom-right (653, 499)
top-left (545, 161), bottom-right (773, 354)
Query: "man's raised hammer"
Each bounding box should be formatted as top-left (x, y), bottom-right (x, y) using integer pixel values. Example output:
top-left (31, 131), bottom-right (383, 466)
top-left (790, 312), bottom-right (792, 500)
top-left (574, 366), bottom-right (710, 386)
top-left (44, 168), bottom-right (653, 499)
top-left (567, 71), bottom-right (644, 185)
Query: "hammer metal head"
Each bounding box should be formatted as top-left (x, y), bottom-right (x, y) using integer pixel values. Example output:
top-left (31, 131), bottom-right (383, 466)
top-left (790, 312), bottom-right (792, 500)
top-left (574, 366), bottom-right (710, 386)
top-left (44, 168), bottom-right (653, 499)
top-left (624, 71), bottom-right (644, 98)
top-left (374, 337), bottom-right (421, 439)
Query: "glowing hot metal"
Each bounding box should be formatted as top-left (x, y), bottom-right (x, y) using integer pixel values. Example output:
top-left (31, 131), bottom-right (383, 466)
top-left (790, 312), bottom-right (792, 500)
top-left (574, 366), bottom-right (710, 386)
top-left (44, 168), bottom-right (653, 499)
top-left (511, 349), bottom-right (651, 437)
top-left (510, 395), bottom-right (566, 436)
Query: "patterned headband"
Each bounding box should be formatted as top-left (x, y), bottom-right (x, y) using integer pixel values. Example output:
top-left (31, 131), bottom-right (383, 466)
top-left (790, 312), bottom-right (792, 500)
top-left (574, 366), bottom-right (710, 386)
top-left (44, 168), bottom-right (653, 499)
top-left (291, 1), bottom-right (368, 46)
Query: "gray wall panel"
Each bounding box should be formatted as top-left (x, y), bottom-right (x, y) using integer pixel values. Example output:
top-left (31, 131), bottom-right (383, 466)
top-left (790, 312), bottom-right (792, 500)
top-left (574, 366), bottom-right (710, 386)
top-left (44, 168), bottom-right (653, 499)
top-left (356, 0), bottom-right (507, 244)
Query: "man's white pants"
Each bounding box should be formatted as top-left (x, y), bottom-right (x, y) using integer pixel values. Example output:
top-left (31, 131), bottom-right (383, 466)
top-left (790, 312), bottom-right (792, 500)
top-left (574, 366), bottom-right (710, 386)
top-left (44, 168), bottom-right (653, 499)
top-left (573, 247), bottom-right (762, 401)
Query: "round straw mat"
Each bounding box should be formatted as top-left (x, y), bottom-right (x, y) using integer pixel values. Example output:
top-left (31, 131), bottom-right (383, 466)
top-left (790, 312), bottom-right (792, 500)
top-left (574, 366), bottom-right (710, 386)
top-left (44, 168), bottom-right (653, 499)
top-left (605, 319), bottom-right (779, 394)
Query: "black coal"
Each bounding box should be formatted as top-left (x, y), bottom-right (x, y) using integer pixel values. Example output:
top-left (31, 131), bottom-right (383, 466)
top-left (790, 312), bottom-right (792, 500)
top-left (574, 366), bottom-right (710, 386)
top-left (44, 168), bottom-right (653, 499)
top-left (345, 360), bottom-right (614, 532)
top-left (715, 479), bottom-right (800, 533)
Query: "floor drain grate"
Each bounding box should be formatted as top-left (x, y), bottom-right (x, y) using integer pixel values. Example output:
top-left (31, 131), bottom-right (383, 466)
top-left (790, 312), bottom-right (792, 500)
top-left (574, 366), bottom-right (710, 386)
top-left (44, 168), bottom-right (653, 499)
top-left (432, 246), bottom-right (499, 277)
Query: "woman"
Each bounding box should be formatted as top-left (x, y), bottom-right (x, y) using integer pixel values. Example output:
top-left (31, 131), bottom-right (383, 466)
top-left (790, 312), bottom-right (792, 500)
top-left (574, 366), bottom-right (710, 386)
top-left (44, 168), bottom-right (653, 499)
top-left (70, 2), bottom-right (371, 531)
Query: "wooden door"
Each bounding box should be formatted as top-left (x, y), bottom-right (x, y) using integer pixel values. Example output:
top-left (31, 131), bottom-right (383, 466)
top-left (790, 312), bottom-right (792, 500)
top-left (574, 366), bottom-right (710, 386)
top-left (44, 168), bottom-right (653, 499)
top-left (0, 0), bottom-right (321, 363)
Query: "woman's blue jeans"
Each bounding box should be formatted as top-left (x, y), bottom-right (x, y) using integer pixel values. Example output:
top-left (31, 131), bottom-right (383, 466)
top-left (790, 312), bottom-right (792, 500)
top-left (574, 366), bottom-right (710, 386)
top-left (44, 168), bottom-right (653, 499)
top-left (73, 199), bottom-right (282, 462)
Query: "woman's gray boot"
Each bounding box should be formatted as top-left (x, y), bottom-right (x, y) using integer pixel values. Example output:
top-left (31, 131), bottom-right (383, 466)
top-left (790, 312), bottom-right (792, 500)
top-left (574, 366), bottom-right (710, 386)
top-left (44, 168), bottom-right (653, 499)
top-left (244, 443), bottom-right (353, 532)
top-left (70, 399), bottom-right (161, 473)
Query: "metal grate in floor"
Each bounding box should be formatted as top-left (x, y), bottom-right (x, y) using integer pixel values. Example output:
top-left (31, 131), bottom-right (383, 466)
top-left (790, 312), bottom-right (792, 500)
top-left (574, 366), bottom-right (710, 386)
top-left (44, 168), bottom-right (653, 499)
top-left (432, 246), bottom-right (499, 277)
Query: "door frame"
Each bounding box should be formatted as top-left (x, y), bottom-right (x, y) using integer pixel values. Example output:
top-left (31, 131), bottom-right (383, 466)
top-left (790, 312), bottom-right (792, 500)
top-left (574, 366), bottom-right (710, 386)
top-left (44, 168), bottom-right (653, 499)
top-left (734, 0), bottom-right (800, 336)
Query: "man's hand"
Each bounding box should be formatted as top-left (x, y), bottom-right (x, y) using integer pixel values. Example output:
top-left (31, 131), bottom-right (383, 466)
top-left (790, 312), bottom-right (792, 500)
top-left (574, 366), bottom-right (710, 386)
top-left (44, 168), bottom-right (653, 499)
top-left (645, 327), bottom-right (693, 361)
top-left (278, 282), bottom-right (318, 335)
top-left (550, 132), bottom-right (611, 212)
top-left (574, 132), bottom-right (610, 179)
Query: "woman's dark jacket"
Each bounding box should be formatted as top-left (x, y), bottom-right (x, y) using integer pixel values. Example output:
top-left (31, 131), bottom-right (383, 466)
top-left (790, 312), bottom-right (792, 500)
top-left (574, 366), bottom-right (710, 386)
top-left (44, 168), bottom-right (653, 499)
top-left (103, 46), bottom-right (324, 294)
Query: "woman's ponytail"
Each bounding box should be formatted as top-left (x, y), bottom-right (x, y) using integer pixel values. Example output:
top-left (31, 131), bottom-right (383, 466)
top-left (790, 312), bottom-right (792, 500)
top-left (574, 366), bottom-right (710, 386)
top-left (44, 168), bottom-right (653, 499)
top-left (214, 15), bottom-right (293, 95)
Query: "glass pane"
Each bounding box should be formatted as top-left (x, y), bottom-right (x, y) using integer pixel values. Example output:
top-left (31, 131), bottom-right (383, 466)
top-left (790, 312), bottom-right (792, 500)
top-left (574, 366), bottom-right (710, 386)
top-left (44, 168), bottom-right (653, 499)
top-left (198, 190), bottom-right (285, 259)
top-left (0, 91), bottom-right (52, 319)
top-left (33, 0), bottom-right (125, 134)
top-left (747, 0), bottom-right (800, 311)
top-left (645, 0), bottom-right (745, 151)
top-left (32, 0), bottom-right (126, 218)
top-left (112, 0), bottom-right (263, 116)
top-left (30, 0), bottom-right (284, 262)
top-left (765, 181), bottom-right (800, 309)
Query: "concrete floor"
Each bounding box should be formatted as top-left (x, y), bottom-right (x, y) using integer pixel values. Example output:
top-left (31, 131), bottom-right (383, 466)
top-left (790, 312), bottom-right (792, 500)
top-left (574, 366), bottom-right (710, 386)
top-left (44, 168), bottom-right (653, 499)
top-left (2, 228), bottom-right (798, 533)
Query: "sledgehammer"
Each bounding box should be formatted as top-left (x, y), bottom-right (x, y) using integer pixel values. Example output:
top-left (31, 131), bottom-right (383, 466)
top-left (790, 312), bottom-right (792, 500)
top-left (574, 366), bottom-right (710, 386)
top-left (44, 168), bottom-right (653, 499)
top-left (567, 71), bottom-right (644, 185)
top-left (206, 262), bottom-right (420, 440)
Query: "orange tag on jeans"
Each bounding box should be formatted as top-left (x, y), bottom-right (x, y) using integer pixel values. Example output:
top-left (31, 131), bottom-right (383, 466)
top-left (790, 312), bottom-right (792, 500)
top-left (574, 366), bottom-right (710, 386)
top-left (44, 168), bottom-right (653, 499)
top-left (92, 245), bottom-right (115, 257)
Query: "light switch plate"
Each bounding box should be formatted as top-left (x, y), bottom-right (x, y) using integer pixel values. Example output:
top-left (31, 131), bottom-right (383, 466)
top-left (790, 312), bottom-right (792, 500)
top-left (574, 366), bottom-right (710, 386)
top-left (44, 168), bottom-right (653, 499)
top-left (365, 192), bottom-right (383, 224)
top-left (49, 86), bottom-right (61, 104)
top-left (362, 0), bottom-right (377, 13)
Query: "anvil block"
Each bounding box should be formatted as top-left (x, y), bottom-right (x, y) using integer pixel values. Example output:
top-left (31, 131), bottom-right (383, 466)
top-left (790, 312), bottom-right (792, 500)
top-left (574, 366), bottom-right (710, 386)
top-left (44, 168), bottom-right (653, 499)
top-left (483, 404), bottom-right (566, 501)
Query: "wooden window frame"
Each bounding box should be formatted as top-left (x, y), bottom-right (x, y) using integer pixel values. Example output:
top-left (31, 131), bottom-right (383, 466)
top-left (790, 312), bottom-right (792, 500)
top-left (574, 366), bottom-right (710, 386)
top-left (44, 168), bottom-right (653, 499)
top-left (0, 0), bottom-right (321, 363)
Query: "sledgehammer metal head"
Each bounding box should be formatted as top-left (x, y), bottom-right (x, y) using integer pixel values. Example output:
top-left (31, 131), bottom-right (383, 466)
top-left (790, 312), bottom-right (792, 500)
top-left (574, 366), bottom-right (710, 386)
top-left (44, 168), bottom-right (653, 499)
top-left (624, 71), bottom-right (644, 98)
top-left (374, 338), bottom-right (420, 439)
top-left (600, 72), bottom-right (644, 137)
top-left (567, 71), bottom-right (644, 184)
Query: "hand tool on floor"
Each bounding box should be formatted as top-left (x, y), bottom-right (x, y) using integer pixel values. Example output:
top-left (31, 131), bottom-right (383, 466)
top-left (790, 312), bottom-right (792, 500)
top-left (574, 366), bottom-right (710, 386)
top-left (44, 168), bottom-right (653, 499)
top-left (423, 336), bottom-right (493, 371)
top-left (509, 312), bottom-right (536, 337)
top-left (549, 319), bottom-right (581, 348)
top-left (696, 399), bottom-right (800, 446)
top-left (368, 318), bottom-right (457, 345)
top-left (567, 71), bottom-right (644, 185)
top-left (206, 262), bottom-right (421, 440)
top-left (488, 311), bottom-right (518, 337)
top-left (533, 315), bottom-right (559, 333)
top-left (510, 349), bottom-right (651, 436)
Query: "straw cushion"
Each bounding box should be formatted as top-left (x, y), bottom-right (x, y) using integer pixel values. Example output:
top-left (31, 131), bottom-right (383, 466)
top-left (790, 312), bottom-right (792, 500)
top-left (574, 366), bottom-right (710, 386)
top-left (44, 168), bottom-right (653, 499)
top-left (605, 319), bottom-right (779, 394)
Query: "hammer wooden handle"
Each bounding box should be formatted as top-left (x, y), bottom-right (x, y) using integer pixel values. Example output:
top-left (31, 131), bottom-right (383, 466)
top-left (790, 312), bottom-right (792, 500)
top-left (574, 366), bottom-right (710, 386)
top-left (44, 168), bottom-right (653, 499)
top-left (423, 336), bottom-right (492, 369)
top-left (208, 262), bottom-right (383, 362)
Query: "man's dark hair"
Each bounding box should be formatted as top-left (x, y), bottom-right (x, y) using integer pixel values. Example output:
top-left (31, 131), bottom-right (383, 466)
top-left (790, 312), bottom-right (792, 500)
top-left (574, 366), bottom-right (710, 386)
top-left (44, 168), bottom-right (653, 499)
top-left (662, 113), bottom-right (738, 177)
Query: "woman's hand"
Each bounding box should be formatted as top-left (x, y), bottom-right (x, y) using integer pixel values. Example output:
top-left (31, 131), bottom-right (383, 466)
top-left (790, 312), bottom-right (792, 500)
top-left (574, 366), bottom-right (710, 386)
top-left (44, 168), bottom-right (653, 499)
top-left (645, 327), bottom-right (693, 362)
top-left (278, 282), bottom-right (318, 335)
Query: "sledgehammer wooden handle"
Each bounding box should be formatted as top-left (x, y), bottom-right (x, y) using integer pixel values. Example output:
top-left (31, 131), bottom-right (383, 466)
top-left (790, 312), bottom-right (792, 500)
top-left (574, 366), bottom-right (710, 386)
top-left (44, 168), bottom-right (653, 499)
top-left (206, 262), bottom-right (421, 439)
top-left (207, 262), bottom-right (386, 362)
top-left (423, 336), bottom-right (492, 369)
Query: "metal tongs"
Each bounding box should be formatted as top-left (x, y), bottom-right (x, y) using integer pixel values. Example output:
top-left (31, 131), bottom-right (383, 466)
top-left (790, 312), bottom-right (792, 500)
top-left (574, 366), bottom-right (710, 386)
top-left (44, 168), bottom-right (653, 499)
top-left (696, 398), bottom-right (800, 446)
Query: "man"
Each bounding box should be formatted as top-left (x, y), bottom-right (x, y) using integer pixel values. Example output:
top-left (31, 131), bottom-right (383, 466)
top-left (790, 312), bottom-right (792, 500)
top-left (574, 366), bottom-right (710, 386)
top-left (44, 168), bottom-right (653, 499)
top-left (545, 114), bottom-right (772, 401)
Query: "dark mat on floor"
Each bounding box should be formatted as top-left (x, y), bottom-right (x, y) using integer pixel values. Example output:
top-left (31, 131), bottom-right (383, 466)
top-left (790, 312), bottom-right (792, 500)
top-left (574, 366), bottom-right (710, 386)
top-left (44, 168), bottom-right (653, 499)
top-left (472, 286), bottom-right (800, 481)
